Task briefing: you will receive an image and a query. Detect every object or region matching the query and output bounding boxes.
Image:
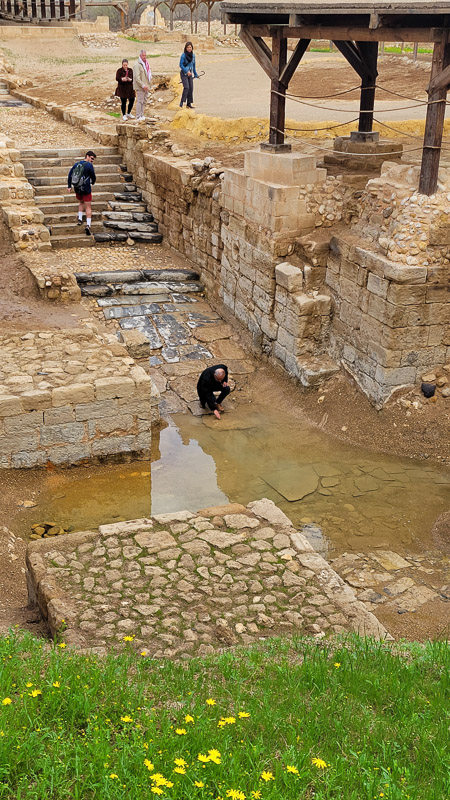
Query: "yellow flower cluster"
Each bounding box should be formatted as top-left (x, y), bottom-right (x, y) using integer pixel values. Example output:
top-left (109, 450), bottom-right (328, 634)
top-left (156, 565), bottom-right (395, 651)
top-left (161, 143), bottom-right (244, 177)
top-left (198, 749), bottom-right (222, 765)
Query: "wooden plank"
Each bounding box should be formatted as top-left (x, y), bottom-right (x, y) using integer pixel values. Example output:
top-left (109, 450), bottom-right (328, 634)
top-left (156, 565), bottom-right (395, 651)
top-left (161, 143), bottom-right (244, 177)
top-left (240, 26), bottom-right (277, 80)
top-left (243, 24), bottom-right (437, 43)
top-left (279, 38), bottom-right (310, 86)
top-left (269, 29), bottom-right (288, 146)
top-left (419, 35), bottom-right (450, 195)
top-left (356, 40), bottom-right (378, 132)
top-left (334, 40), bottom-right (368, 79)
top-left (428, 62), bottom-right (450, 92)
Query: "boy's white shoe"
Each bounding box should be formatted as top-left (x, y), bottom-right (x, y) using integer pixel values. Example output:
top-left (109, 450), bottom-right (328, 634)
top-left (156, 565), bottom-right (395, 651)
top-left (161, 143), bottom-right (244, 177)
top-left (122, 115), bottom-right (127, 120)
top-left (126, 113), bottom-right (134, 119)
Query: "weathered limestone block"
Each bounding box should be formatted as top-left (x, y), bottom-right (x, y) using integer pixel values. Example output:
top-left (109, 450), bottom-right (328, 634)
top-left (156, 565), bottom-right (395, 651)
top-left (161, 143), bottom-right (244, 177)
top-left (275, 262), bottom-right (303, 293)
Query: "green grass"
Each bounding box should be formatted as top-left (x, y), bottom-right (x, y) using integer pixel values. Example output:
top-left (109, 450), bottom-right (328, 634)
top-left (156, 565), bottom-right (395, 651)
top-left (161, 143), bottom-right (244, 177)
top-left (0, 632), bottom-right (448, 799)
top-left (107, 111), bottom-right (121, 118)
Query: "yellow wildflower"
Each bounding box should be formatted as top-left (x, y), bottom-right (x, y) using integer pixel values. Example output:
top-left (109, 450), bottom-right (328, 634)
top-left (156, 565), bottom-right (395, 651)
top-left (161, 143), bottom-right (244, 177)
top-left (57, 643), bottom-right (66, 648)
top-left (208, 749), bottom-right (222, 764)
top-left (198, 754), bottom-right (210, 763)
top-left (185, 714), bottom-right (194, 724)
top-left (144, 759), bottom-right (154, 772)
top-left (218, 720), bottom-right (226, 728)
top-left (151, 788), bottom-right (164, 796)
top-left (120, 716), bottom-right (133, 723)
top-left (174, 767), bottom-right (186, 775)
top-left (312, 757), bottom-right (327, 769)
top-left (109, 774), bottom-right (119, 779)
top-left (195, 781), bottom-right (205, 788)
top-left (206, 698), bottom-right (216, 706)
top-left (52, 682), bottom-right (61, 688)
top-left (141, 651), bottom-right (147, 656)
top-left (334, 662), bottom-right (341, 668)
top-left (286, 765), bottom-right (299, 775)
top-left (174, 758), bottom-right (188, 767)
top-left (25, 683), bottom-right (33, 688)
top-left (226, 790), bottom-right (245, 800)
top-left (224, 716), bottom-right (236, 725)
top-left (29, 690), bottom-right (42, 698)
top-left (260, 771), bottom-right (274, 782)
top-left (251, 793), bottom-right (261, 800)
top-left (238, 711), bottom-right (250, 718)
top-left (123, 636), bottom-right (135, 642)
top-left (175, 728), bottom-right (187, 735)
top-left (1, 698), bottom-right (12, 706)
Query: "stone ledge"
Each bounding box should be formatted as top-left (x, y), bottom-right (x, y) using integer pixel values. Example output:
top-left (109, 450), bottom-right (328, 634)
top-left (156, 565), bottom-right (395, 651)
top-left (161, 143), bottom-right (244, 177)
top-left (26, 498), bottom-right (390, 652)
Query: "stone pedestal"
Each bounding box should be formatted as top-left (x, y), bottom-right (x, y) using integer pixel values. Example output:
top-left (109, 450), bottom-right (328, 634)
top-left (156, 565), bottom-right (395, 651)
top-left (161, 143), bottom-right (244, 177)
top-left (324, 135), bottom-right (403, 171)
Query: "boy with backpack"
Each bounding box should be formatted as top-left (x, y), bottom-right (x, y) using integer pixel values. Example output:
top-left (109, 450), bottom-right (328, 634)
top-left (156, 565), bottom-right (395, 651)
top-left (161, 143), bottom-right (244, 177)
top-left (67, 151), bottom-right (97, 235)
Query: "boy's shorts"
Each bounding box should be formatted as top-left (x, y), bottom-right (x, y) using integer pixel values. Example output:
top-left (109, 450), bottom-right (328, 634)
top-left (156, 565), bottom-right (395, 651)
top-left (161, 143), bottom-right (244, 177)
top-left (75, 192), bottom-right (92, 202)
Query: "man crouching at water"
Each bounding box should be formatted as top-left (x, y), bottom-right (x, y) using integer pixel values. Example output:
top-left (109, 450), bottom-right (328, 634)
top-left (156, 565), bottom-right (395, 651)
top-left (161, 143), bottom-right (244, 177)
top-left (197, 364), bottom-right (230, 419)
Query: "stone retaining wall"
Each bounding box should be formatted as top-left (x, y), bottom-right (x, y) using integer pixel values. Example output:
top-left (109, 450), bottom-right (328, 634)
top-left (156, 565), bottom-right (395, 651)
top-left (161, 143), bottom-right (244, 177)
top-left (0, 135), bottom-right (50, 252)
top-left (0, 329), bottom-right (159, 468)
top-left (327, 162), bottom-right (450, 404)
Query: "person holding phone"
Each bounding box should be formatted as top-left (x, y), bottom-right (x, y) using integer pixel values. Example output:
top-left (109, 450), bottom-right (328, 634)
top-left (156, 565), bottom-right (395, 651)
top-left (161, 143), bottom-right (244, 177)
top-left (179, 42), bottom-right (199, 109)
top-left (115, 58), bottom-right (135, 120)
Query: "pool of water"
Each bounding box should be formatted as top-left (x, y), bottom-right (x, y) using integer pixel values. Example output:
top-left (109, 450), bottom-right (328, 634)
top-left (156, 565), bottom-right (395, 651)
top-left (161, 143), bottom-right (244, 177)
top-left (15, 402), bottom-right (450, 558)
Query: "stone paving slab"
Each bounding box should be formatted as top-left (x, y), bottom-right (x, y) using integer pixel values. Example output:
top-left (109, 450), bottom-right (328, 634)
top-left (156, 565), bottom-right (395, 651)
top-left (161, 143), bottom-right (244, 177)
top-left (331, 550), bottom-right (450, 617)
top-left (26, 499), bottom-right (389, 656)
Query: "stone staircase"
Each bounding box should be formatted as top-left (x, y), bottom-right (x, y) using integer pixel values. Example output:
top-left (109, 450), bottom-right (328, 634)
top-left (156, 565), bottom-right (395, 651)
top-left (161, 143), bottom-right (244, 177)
top-left (21, 147), bottom-right (162, 249)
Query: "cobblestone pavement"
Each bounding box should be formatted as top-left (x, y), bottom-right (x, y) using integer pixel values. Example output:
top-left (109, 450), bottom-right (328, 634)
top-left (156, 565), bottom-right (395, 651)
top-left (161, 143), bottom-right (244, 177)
top-left (0, 107), bottom-right (95, 150)
top-left (27, 499), bottom-right (388, 655)
top-left (29, 242), bottom-right (193, 276)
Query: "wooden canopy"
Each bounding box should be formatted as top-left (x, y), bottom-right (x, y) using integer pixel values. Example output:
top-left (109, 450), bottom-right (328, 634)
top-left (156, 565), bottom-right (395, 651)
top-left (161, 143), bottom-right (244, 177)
top-left (221, 1), bottom-right (450, 194)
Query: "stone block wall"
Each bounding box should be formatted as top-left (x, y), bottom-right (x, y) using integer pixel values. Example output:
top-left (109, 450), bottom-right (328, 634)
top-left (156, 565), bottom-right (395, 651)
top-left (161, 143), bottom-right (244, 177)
top-left (0, 329), bottom-right (159, 468)
top-left (327, 162), bottom-right (450, 404)
top-left (0, 136), bottom-right (50, 252)
top-left (117, 125), bottom-right (223, 298)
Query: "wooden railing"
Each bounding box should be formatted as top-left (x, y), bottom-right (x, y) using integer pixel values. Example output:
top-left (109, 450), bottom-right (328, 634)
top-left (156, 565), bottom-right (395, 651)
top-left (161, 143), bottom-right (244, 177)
top-left (0, 0), bottom-right (76, 20)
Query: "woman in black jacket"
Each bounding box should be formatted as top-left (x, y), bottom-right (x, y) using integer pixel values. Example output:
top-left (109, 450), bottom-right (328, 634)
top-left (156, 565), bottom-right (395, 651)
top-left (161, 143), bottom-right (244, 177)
top-left (115, 59), bottom-right (135, 120)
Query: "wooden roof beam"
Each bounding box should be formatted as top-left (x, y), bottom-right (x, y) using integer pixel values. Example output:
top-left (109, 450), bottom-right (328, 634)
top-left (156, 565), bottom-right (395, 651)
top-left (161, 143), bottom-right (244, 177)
top-left (240, 25), bottom-right (277, 80)
top-left (428, 62), bottom-right (450, 92)
top-left (279, 37), bottom-right (310, 86)
top-left (237, 23), bottom-right (440, 42)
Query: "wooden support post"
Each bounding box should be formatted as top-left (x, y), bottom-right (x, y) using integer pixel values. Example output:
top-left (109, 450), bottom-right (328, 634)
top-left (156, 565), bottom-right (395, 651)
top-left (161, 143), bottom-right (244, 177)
top-left (268, 29), bottom-right (288, 148)
top-left (357, 41), bottom-right (378, 133)
top-left (68, 0), bottom-right (75, 19)
top-left (419, 33), bottom-right (450, 195)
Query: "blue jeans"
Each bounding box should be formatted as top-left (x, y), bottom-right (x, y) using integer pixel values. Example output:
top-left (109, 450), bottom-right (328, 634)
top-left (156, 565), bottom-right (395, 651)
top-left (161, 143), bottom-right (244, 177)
top-left (180, 71), bottom-right (194, 106)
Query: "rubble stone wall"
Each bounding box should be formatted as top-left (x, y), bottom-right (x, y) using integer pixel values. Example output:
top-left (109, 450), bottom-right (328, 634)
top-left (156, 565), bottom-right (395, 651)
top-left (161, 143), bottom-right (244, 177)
top-left (0, 329), bottom-right (159, 469)
top-left (327, 162), bottom-right (450, 404)
top-left (0, 136), bottom-right (51, 252)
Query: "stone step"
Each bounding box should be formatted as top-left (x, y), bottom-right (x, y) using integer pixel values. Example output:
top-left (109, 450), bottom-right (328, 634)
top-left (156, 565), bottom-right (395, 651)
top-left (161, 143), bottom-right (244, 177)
top-left (108, 201), bottom-right (147, 213)
top-left (26, 164), bottom-right (122, 179)
top-left (20, 147), bottom-right (118, 159)
top-left (103, 221), bottom-right (159, 233)
top-left (50, 233), bottom-right (96, 249)
top-left (76, 268), bottom-right (200, 284)
top-left (80, 280), bottom-right (203, 297)
top-left (30, 172), bottom-right (122, 187)
top-left (43, 210), bottom-right (103, 225)
top-left (48, 221), bottom-right (104, 236)
top-left (103, 211), bottom-right (154, 223)
top-left (34, 182), bottom-right (123, 197)
top-left (114, 192), bottom-right (143, 202)
top-left (94, 231), bottom-right (163, 244)
top-left (38, 198), bottom-right (110, 215)
top-left (21, 155), bottom-right (123, 170)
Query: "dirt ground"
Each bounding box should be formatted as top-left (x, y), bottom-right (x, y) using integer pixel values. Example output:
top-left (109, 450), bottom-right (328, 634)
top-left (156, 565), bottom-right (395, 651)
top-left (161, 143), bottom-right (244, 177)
top-left (0, 220), bottom-right (89, 332)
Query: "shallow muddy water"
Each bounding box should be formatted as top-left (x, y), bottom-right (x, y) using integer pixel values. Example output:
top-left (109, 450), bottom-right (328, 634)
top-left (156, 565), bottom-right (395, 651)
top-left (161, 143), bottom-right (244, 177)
top-left (12, 402), bottom-right (450, 558)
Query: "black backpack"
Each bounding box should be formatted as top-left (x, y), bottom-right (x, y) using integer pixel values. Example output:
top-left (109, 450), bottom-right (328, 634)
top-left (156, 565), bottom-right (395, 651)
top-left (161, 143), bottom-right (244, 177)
top-left (71, 161), bottom-right (87, 193)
